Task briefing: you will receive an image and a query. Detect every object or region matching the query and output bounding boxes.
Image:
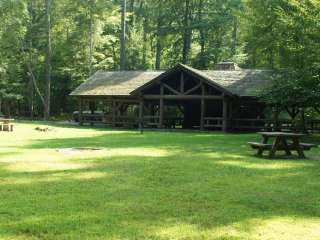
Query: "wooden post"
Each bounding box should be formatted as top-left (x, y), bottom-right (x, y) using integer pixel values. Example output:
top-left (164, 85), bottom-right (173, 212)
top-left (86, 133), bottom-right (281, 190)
top-left (159, 84), bottom-right (164, 128)
top-left (78, 97), bottom-right (83, 126)
top-left (228, 101), bottom-right (233, 131)
top-left (222, 97), bottom-right (228, 132)
top-left (274, 107), bottom-right (280, 131)
top-left (139, 98), bottom-right (144, 131)
top-left (180, 72), bottom-right (184, 93)
top-left (89, 100), bottom-right (96, 126)
top-left (112, 99), bottom-right (116, 128)
top-left (200, 84), bottom-right (205, 131)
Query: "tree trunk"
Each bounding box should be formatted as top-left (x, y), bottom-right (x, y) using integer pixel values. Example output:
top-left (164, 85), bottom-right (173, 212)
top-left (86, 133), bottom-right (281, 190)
top-left (112, 45), bottom-right (117, 70)
top-left (155, 21), bottom-right (162, 69)
top-left (21, 1), bottom-right (46, 117)
top-left (231, 16), bottom-right (237, 57)
top-left (300, 109), bottom-right (306, 133)
top-left (129, 0), bottom-right (135, 26)
top-left (28, 0), bottom-right (35, 119)
top-left (142, 10), bottom-right (148, 68)
top-left (120, 0), bottom-right (126, 70)
top-left (273, 107), bottom-right (280, 131)
top-left (182, 0), bottom-right (192, 64)
top-left (197, 0), bottom-right (205, 68)
top-left (88, 0), bottom-right (94, 75)
top-left (29, 79), bottom-right (34, 119)
top-left (44, 0), bottom-right (52, 120)
top-left (285, 107), bottom-right (299, 120)
top-left (155, 1), bottom-right (163, 70)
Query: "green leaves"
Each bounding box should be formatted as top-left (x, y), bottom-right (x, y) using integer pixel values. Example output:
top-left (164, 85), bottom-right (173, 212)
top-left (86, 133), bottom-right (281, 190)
top-left (244, 0), bottom-right (320, 115)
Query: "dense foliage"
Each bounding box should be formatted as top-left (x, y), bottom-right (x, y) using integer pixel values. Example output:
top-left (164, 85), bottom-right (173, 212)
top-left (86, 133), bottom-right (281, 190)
top-left (0, 0), bottom-right (319, 119)
top-left (249, 0), bottom-right (320, 120)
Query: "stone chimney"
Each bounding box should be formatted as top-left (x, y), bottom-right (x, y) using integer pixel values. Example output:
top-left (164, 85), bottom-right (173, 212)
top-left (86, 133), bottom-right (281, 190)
top-left (215, 60), bottom-right (241, 71)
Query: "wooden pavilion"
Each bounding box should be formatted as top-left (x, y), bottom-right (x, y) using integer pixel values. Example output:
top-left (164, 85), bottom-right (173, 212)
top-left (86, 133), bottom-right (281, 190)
top-left (70, 63), bottom-right (270, 131)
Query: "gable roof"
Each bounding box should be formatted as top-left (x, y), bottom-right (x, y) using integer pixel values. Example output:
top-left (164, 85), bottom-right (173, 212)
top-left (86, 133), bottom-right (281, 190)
top-left (70, 64), bottom-right (271, 97)
top-left (131, 64), bottom-right (235, 96)
top-left (70, 71), bottom-right (163, 96)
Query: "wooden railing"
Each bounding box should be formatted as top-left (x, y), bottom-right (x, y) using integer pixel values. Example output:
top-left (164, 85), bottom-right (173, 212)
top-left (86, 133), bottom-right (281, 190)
top-left (204, 117), bottom-right (223, 128)
top-left (231, 118), bottom-right (266, 131)
top-left (164, 117), bottom-right (184, 128)
top-left (114, 116), bottom-right (139, 127)
top-left (306, 120), bottom-right (320, 132)
top-left (142, 115), bottom-right (160, 127)
top-left (231, 119), bottom-right (320, 132)
top-left (78, 113), bottom-right (320, 132)
top-left (81, 113), bottom-right (104, 124)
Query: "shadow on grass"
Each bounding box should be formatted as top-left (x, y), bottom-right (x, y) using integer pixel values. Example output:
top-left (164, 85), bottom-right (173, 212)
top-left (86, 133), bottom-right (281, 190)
top-left (0, 123), bottom-right (320, 239)
top-left (1, 153), bottom-right (320, 239)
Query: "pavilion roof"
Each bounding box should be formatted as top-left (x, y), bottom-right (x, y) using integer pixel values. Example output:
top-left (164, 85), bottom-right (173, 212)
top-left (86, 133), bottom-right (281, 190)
top-left (70, 64), bottom-right (270, 97)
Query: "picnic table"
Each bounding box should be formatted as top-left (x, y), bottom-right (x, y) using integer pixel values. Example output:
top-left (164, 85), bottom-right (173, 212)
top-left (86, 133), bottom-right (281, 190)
top-left (248, 132), bottom-right (317, 158)
top-left (0, 118), bottom-right (14, 132)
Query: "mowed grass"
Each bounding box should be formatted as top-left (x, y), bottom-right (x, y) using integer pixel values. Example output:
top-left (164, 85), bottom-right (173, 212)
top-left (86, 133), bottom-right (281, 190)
top-left (0, 122), bottom-right (319, 240)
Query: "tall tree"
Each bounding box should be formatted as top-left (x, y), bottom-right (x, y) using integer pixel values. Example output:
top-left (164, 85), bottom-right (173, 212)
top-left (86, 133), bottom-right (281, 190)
top-left (44, 0), bottom-right (52, 119)
top-left (182, 0), bottom-right (192, 64)
top-left (197, 0), bottom-right (204, 65)
top-left (120, 0), bottom-right (126, 70)
top-left (155, 0), bottom-right (163, 70)
top-left (88, 0), bottom-right (94, 75)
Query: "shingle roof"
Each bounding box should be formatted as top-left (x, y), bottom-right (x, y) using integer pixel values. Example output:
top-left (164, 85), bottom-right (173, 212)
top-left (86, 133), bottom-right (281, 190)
top-left (70, 71), bottom-right (163, 96)
top-left (70, 64), bottom-right (270, 97)
top-left (202, 69), bottom-right (270, 96)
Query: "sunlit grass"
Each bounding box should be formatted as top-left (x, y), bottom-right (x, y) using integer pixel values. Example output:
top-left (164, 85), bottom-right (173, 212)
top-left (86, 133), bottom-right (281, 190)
top-left (0, 122), bottom-right (319, 239)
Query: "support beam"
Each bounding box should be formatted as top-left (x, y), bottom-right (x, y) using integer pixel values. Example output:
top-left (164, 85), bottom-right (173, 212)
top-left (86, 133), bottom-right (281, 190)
top-left (222, 98), bottom-right (228, 132)
top-left (139, 98), bottom-right (144, 130)
top-left (144, 95), bottom-right (223, 100)
top-left (112, 100), bottom-right (116, 128)
top-left (200, 98), bottom-right (205, 131)
top-left (184, 83), bottom-right (201, 95)
top-left (75, 96), bottom-right (139, 103)
top-left (163, 83), bottom-right (181, 95)
top-left (228, 101), bottom-right (233, 131)
top-left (89, 101), bottom-right (95, 114)
top-left (180, 72), bottom-right (184, 93)
top-left (159, 84), bottom-right (164, 128)
top-left (200, 84), bottom-right (205, 131)
top-left (78, 97), bottom-right (83, 126)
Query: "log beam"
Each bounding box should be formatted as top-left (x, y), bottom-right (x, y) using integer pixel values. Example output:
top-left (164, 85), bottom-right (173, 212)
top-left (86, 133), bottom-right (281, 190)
top-left (159, 84), bottom-right (164, 128)
top-left (144, 95), bottom-right (223, 100)
top-left (184, 83), bottom-right (202, 95)
top-left (139, 98), bottom-right (144, 130)
top-left (222, 98), bottom-right (228, 132)
top-left (180, 72), bottom-right (184, 93)
top-left (163, 83), bottom-right (181, 95)
top-left (78, 97), bottom-right (83, 126)
top-left (200, 84), bottom-right (205, 131)
top-left (112, 100), bottom-right (116, 128)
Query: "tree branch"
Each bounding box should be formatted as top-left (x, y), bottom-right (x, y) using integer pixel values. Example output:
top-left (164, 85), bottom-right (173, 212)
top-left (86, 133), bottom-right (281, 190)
top-left (19, 39), bottom-right (46, 107)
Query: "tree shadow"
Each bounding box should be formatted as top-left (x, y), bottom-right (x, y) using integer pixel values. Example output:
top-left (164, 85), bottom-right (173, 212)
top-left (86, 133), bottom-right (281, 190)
top-left (0, 126), bottom-right (320, 239)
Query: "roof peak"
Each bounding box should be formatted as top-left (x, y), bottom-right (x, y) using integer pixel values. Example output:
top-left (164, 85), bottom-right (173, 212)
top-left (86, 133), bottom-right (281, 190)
top-left (91, 64), bottom-right (267, 75)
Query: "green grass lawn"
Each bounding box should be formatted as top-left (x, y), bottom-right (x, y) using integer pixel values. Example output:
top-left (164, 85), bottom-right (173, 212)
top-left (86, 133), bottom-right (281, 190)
top-left (0, 122), bottom-right (319, 240)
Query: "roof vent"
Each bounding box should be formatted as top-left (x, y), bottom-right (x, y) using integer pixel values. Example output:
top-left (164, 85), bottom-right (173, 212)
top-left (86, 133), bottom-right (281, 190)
top-left (215, 60), bottom-right (241, 71)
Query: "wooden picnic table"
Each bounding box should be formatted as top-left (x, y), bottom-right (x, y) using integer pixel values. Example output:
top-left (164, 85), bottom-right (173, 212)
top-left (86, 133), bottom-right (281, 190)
top-left (0, 118), bottom-right (14, 131)
top-left (248, 131), bottom-right (317, 158)
top-left (0, 118), bottom-right (14, 123)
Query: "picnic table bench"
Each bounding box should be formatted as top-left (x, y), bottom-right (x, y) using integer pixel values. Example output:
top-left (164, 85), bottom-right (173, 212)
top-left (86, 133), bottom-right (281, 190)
top-left (248, 132), bottom-right (317, 158)
top-left (0, 118), bottom-right (14, 132)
